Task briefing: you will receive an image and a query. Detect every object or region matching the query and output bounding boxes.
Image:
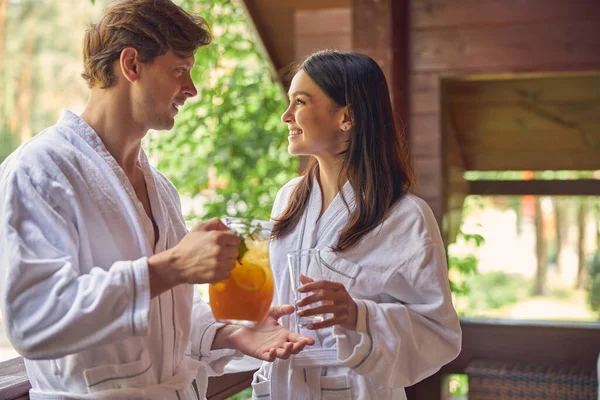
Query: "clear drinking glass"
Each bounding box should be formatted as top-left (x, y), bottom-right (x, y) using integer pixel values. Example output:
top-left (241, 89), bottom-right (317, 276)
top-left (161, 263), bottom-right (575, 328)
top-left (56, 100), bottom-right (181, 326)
top-left (288, 248), bottom-right (325, 328)
top-left (208, 218), bottom-right (274, 327)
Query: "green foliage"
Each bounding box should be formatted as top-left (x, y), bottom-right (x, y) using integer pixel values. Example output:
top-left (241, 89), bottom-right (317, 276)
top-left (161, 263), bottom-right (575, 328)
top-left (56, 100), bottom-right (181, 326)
top-left (448, 374), bottom-right (468, 398)
top-left (227, 388), bottom-right (251, 400)
top-left (588, 251), bottom-right (600, 318)
top-left (146, 0), bottom-right (297, 221)
top-left (466, 271), bottom-right (531, 311)
top-left (448, 231), bottom-right (484, 298)
top-left (0, 125), bottom-right (19, 163)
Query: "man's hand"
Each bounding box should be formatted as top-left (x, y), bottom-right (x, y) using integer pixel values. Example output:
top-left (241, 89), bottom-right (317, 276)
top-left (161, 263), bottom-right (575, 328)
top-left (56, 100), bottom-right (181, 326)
top-left (148, 218), bottom-right (240, 297)
top-left (214, 305), bottom-right (315, 361)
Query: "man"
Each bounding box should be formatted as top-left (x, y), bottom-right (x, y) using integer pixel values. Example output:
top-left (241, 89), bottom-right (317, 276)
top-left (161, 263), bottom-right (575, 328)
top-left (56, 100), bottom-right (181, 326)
top-left (0, 0), bottom-right (313, 399)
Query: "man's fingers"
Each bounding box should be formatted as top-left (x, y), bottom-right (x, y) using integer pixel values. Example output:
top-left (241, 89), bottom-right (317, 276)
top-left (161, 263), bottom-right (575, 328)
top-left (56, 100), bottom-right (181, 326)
top-left (192, 218), bottom-right (229, 232)
top-left (288, 333), bottom-right (315, 346)
top-left (260, 348), bottom-right (276, 362)
top-left (274, 342), bottom-right (294, 359)
top-left (214, 231), bottom-right (241, 246)
top-left (268, 305), bottom-right (295, 320)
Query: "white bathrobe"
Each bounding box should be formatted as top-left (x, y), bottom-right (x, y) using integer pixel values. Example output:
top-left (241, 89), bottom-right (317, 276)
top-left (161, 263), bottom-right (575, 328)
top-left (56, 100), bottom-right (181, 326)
top-left (252, 177), bottom-right (462, 400)
top-left (0, 110), bottom-right (238, 399)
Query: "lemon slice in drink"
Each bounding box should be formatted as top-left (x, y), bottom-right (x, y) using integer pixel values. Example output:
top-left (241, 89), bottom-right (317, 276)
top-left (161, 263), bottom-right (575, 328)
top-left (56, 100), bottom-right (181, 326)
top-left (231, 264), bottom-right (266, 291)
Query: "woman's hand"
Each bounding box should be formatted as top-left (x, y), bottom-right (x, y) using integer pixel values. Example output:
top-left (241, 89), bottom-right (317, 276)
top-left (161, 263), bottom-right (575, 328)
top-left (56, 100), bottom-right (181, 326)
top-left (296, 275), bottom-right (358, 331)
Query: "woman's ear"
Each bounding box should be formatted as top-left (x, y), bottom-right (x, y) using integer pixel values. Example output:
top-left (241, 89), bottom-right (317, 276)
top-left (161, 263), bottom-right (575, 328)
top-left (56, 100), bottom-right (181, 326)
top-left (339, 106), bottom-right (353, 131)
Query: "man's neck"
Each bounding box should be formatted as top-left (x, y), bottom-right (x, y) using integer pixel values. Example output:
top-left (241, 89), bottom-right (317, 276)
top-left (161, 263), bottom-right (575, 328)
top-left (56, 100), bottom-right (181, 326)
top-left (80, 89), bottom-right (146, 177)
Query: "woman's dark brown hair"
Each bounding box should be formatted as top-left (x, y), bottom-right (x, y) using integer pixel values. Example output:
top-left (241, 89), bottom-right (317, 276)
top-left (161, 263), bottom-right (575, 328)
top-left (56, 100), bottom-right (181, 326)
top-left (272, 50), bottom-right (415, 252)
top-left (82, 0), bottom-right (211, 88)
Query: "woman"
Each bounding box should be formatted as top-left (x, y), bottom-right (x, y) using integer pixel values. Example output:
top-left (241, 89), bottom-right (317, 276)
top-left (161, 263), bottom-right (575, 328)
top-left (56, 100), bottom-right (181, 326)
top-left (252, 50), bottom-right (461, 400)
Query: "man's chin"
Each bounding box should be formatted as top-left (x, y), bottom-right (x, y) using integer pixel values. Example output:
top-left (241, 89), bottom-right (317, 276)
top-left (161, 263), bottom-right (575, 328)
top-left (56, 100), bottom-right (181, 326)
top-left (152, 118), bottom-right (175, 131)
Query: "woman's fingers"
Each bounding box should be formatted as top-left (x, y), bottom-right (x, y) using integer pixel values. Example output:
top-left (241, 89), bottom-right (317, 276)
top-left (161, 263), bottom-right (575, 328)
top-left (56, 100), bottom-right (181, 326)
top-left (297, 303), bottom-right (346, 318)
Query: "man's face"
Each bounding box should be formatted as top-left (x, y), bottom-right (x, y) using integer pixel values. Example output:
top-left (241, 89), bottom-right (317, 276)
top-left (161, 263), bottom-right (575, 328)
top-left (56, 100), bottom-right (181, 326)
top-left (134, 50), bottom-right (197, 131)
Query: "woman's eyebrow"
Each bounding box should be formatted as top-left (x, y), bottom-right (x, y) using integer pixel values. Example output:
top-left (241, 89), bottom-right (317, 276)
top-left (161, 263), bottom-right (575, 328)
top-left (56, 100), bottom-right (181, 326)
top-left (288, 91), bottom-right (312, 99)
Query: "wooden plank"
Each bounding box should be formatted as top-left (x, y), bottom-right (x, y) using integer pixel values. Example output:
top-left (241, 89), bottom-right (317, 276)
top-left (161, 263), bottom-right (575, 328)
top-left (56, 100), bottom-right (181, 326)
top-left (0, 357), bottom-right (30, 400)
top-left (468, 179), bottom-right (600, 196)
top-left (414, 157), bottom-right (442, 199)
top-left (352, 0), bottom-right (393, 85)
top-left (294, 34), bottom-right (352, 60)
top-left (419, 195), bottom-right (443, 223)
top-left (450, 103), bottom-right (600, 131)
top-left (414, 72), bottom-right (600, 115)
top-left (465, 151), bottom-right (600, 171)
top-left (391, 0), bottom-right (411, 143)
top-left (442, 318), bottom-right (600, 373)
top-left (446, 74), bottom-right (600, 104)
top-left (295, 8), bottom-right (351, 35)
top-left (251, 0), bottom-right (349, 10)
top-left (412, 21), bottom-right (600, 72)
top-left (412, 0), bottom-right (600, 30)
top-left (207, 370), bottom-right (255, 400)
top-left (241, 4), bottom-right (295, 72)
top-left (411, 114), bottom-right (440, 157)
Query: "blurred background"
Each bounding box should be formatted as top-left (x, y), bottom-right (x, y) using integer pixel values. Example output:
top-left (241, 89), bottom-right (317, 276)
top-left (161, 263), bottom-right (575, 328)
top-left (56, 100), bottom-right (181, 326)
top-left (1, 1), bottom-right (599, 399)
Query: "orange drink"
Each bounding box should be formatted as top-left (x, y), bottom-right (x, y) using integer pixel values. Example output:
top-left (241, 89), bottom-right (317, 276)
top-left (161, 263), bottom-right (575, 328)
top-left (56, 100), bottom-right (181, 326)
top-left (209, 218), bottom-right (274, 327)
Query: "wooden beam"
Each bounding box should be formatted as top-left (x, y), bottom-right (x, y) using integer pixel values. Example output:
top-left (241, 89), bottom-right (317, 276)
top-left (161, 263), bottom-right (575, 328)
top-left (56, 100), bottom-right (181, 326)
top-left (391, 0), bottom-right (411, 143)
top-left (444, 318), bottom-right (600, 373)
top-left (0, 357), bottom-right (30, 400)
top-left (407, 318), bottom-right (600, 400)
top-left (206, 370), bottom-right (255, 400)
top-left (468, 179), bottom-right (600, 196)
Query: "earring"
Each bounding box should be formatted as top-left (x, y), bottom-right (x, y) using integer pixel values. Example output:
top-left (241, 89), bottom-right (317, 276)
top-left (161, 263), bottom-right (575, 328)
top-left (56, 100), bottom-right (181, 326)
top-left (342, 124), bottom-right (350, 131)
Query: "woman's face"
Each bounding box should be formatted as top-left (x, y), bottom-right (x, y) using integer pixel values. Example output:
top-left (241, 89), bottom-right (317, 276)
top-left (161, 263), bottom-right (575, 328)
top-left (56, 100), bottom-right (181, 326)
top-left (281, 70), bottom-right (350, 160)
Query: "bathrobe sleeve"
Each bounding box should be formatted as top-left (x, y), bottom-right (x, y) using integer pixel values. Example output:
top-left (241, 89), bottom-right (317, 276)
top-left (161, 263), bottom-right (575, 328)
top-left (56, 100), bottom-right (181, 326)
top-left (0, 167), bottom-right (151, 360)
top-left (331, 203), bottom-right (462, 388)
top-left (188, 287), bottom-right (241, 376)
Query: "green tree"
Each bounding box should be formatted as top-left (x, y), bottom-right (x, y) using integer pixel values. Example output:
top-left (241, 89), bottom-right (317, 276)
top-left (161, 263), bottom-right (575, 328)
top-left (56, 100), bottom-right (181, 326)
top-left (588, 251), bottom-right (600, 319)
top-left (147, 0), bottom-right (297, 221)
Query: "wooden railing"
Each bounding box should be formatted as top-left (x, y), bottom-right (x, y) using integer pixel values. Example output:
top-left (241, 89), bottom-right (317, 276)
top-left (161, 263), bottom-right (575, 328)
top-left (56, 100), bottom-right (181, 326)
top-left (2, 318), bottom-right (599, 400)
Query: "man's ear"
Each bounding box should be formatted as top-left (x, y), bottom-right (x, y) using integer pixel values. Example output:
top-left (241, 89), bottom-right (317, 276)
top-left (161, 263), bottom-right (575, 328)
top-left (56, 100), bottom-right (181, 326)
top-left (119, 47), bottom-right (140, 83)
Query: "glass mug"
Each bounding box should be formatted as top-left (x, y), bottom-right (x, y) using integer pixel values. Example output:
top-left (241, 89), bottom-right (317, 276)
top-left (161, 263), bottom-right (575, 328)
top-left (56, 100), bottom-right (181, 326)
top-left (288, 248), bottom-right (325, 328)
top-left (209, 218), bottom-right (275, 327)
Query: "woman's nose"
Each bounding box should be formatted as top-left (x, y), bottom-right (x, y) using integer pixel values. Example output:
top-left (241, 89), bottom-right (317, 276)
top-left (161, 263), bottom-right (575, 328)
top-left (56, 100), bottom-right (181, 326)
top-left (281, 107), bottom-right (294, 123)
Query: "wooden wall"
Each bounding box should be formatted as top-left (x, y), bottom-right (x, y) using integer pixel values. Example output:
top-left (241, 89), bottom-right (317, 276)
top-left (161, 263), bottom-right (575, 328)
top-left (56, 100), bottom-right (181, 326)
top-left (409, 0), bottom-right (600, 226)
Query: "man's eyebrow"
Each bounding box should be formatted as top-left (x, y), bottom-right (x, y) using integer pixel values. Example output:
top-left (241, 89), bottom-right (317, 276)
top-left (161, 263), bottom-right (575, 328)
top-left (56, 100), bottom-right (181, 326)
top-left (288, 91), bottom-right (312, 98)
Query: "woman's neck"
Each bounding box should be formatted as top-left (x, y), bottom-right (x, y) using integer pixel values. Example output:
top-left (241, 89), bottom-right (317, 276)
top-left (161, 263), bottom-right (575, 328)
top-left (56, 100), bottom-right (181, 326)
top-left (316, 157), bottom-right (345, 217)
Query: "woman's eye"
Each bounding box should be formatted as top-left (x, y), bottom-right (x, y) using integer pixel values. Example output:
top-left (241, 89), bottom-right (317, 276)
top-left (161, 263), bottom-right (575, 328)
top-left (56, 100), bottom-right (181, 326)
top-left (296, 98), bottom-right (306, 105)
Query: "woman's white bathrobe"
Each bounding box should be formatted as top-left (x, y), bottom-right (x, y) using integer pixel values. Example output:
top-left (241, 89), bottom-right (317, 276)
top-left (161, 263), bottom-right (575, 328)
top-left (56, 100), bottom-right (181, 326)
top-left (0, 110), bottom-right (238, 399)
top-left (252, 177), bottom-right (461, 400)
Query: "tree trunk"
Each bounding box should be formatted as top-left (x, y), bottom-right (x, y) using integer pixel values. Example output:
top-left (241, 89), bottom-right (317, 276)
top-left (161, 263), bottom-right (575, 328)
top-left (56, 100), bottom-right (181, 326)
top-left (0, 0), bottom-right (8, 125)
top-left (576, 197), bottom-right (588, 289)
top-left (534, 196), bottom-right (547, 296)
top-left (596, 197), bottom-right (600, 252)
top-left (553, 197), bottom-right (564, 275)
top-left (513, 196), bottom-right (522, 236)
top-left (8, 30), bottom-right (35, 143)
